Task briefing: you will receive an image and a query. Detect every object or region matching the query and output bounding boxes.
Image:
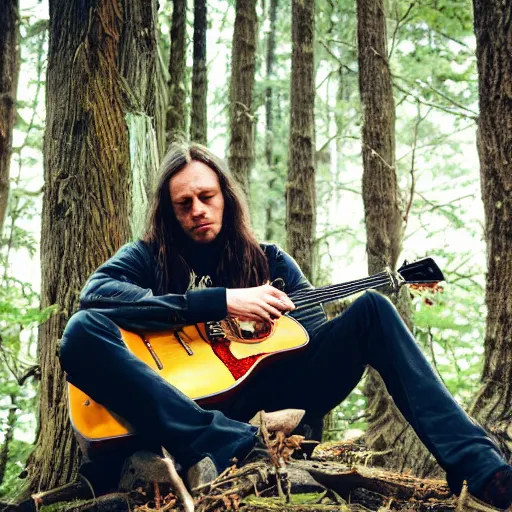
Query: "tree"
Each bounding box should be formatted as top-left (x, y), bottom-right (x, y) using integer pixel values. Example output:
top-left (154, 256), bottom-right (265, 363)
top-left (469, 0), bottom-right (512, 460)
top-left (357, 0), bottom-right (436, 476)
top-left (26, 0), bottom-right (162, 492)
top-left (228, 0), bottom-right (257, 199)
top-left (286, 0), bottom-right (316, 281)
top-left (263, 0), bottom-right (278, 242)
top-left (166, 0), bottom-right (188, 144)
top-left (190, 0), bottom-right (207, 144)
top-left (0, 0), bottom-right (20, 238)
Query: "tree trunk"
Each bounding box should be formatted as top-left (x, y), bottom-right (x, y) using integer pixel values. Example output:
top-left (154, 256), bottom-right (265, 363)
top-left (166, 0), bottom-right (187, 144)
top-left (190, 0), bottom-right (207, 144)
top-left (264, 0), bottom-right (278, 242)
top-left (0, 394), bottom-right (18, 486)
top-left (228, 0), bottom-right (257, 199)
top-left (26, 0), bottom-right (160, 492)
top-left (119, 0), bottom-right (166, 236)
top-left (0, 0), bottom-right (20, 239)
top-left (357, 0), bottom-right (437, 477)
top-left (469, 0), bottom-right (512, 462)
top-left (286, 0), bottom-right (315, 282)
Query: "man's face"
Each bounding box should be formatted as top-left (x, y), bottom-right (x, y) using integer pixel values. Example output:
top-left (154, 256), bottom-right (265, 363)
top-left (169, 161), bottom-right (225, 243)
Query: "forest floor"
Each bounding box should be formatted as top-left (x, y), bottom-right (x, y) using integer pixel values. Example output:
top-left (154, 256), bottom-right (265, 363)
top-left (3, 439), bottom-right (502, 512)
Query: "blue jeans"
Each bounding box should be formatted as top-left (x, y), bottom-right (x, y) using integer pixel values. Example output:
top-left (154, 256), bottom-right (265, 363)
top-left (60, 291), bottom-right (507, 493)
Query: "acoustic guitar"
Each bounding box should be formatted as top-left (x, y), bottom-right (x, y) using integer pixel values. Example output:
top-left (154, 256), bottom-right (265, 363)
top-left (68, 257), bottom-right (444, 447)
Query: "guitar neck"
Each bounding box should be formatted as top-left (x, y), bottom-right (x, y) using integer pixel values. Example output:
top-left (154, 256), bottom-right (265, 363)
top-left (289, 271), bottom-right (392, 311)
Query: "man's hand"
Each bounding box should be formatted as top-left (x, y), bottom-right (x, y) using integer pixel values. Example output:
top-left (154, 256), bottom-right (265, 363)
top-left (226, 284), bottom-right (295, 322)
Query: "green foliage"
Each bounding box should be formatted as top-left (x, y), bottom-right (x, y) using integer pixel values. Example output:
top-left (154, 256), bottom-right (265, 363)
top-left (0, 439), bottom-right (33, 498)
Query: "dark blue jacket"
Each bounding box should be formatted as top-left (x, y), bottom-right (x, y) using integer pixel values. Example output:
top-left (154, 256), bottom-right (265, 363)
top-left (79, 240), bottom-right (326, 334)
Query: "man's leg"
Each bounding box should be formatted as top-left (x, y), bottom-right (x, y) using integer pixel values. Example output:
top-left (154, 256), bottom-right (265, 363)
top-left (292, 290), bottom-right (508, 495)
top-left (60, 310), bottom-right (257, 473)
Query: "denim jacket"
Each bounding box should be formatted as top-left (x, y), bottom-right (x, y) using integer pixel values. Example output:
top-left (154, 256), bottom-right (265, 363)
top-left (79, 240), bottom-right (326, 335)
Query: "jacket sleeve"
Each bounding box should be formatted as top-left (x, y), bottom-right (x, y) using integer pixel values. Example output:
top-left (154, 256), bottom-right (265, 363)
top-left (79, 241), bottom-right (227, 332)
top-left (267, 245), bottom-right (326, 334)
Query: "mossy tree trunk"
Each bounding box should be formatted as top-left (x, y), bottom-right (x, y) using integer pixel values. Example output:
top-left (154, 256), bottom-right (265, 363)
top-left (469, 0), bottom-right (512, 462)
top-left (228, 0), bottom-right (257, 200)
top-left (357, 0), bottom-right (437, 477)
top-left (286, 0), bottom-right (315, 282)
top-left (166, 0), bottom-right (188, 144)
top-left (26, 0), bottom-right (161, 492)
top-left (190, 0), bottom-right (207, 144)
top-left (0, 0), bottom-right (20, 239)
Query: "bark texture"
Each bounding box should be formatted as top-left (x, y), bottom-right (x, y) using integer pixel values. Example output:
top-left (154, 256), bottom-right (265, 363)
top-left (0, 0), bottom-right (20, 239)
top-left (166, 0), bottom-right (187, 144)
top-left (119, 0), bottom-right (165, 236)
top-left (190, 0), bottom-right (207, 144)
top-left (0, 395), bottom-right (18, 486)
top-left (286, 0), bottom-right (315, 282)
top-left (264, 0), bottom-right (278, 242)
top-left (357, 0), bottom-right (436, 477)
top-left (228, 0), bottom-right (257, 199)
top-left (469, 0), bottom-right (512, 462)
top-left (27, 0), bottom-right (160, 492)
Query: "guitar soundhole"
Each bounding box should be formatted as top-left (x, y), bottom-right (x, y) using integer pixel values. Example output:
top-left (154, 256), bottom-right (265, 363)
top-left (238, 320), bottom-right (273, 341)
top-left (208, 318), bottom-right (275, 343)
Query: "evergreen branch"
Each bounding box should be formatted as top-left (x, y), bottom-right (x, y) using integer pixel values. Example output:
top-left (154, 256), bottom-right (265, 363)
top-left (392, 79), bottom-right (477, 121)
top-left (323, 37), bottom-right (357, 50)
top-left (388, 1), bottom-right (417, 61)
top-left (431, 28), bottom-right (471, 49)
top-left (397, 123), bottom-right (473, 162)
top-left (318, 40), bottom-right (357, 75)
top-left (448, 272), bottom-right (483, 290)
top-left (415, 191), bottom-right (476, 213)
top-left (19, 364), bottom-right (41, 385)
top-left (404, 103), bottom-right (430, 225)
top-left (416, 79), bottom-right (478, 117)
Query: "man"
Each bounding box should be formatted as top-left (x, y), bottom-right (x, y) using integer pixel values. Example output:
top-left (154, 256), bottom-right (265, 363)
top-left (60, 142), bottom-right (512, 508)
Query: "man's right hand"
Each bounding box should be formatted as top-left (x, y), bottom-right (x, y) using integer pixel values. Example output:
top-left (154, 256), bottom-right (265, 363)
top-left (226, 284), bottom-right (295, 322)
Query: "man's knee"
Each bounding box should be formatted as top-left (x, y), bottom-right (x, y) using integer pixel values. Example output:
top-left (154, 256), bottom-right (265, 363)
top-left (362, 289), bottom-right (394, 311)
top-left (60, 310), bottom-right (101, 371)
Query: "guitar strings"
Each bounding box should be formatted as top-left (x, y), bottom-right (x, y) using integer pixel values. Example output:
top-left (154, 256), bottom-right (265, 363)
top-left (290, 275), bottom-right (391, 310)
top-left (291, 277), bottom-right (390, 310)
top-left (289, 272), bottom-right (389, 303)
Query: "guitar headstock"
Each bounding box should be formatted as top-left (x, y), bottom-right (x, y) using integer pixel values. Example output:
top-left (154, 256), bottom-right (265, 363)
top-left (397, 258), bottom-right (444, 285)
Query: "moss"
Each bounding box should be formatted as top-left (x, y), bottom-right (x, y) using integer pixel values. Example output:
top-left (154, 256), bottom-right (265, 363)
top-left (40, 498), bottom-right (93, 512)
top-left (241, 493), bottom-right (350, 511)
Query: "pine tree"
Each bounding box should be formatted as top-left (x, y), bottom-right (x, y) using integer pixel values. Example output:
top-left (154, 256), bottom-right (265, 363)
top-left (190, 0), bottom-right (208, 144)
top-left (166, 0), bottom-right (188, 144)
top-left (286, 0), bottom-right (316, 281)
top-left (228, 0), bottom-right (257, 199)
top-left (0, 0), bottom-right (20, 238)
top-left (469, 0), bottom-right (512, 459)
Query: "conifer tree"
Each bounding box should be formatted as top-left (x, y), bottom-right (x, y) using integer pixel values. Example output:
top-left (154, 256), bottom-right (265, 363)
top-left (286, 0), bottom-right (316, 281)
top-left (228, 0), bottom-right (257, 199)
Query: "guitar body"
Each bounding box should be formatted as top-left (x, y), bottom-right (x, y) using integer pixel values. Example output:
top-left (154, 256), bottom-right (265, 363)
top-left (68, 315), bottom-right (309, 444)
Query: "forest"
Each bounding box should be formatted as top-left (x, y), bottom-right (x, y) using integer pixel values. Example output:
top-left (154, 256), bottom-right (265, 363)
top-left (0, 0), bottom-right (511, 510)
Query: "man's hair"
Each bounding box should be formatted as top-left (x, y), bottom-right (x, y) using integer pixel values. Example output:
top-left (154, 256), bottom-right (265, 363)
top-left (143, 141), bottom-right (269, 292)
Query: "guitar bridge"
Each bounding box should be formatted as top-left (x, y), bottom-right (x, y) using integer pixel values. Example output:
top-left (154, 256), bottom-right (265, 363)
top-left (175, 331), bottom-right (194, 356)
top-left (142, 336), bottom-right (164, 370)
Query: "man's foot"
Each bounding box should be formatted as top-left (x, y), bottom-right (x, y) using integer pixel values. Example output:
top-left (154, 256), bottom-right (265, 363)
top-left (471, 465), bottom-right (512, 510)
top-left (186, 456), bottom-right (218, 492)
